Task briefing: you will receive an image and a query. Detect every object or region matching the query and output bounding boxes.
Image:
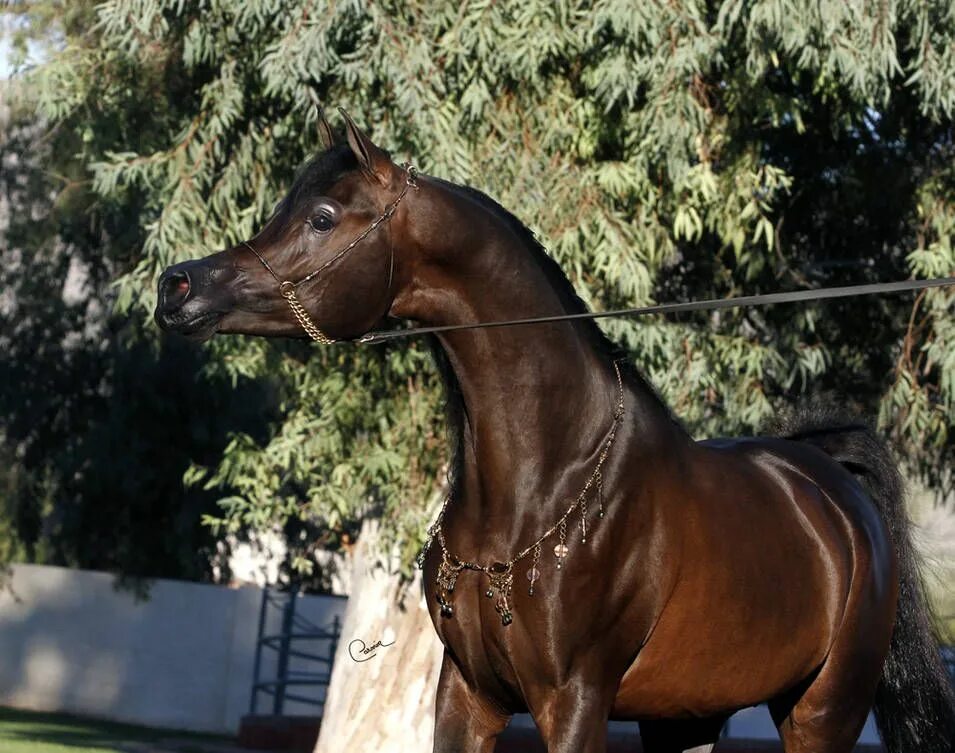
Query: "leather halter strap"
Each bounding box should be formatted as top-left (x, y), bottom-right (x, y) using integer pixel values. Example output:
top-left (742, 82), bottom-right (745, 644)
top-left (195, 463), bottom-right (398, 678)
top-left (241, 164), bottom-right (418, 343)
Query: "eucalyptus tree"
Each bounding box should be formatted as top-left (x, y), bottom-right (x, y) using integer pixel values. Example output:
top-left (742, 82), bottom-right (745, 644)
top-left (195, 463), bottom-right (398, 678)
top-left (4, 1), bottom-right (954, 749)
top-left (0, 80), bottom-right (278, 583)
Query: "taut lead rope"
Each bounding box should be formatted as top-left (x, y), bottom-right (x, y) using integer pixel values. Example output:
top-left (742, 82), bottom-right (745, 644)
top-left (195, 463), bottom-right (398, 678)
top-left (358, 277), bottom-right (955, 345)
top-left (238, 159), bottom-right (953, 345)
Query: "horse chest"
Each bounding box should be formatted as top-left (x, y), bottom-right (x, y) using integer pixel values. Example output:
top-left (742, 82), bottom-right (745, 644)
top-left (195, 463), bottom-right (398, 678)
top-left (426, 549), bottom-right (629, 712)
top-left (429, 579), bottom-right (528, 695)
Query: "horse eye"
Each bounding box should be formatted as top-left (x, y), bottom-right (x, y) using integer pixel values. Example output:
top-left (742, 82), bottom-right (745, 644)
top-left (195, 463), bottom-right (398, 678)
top-left (308, 214), bottom-right (335, 234)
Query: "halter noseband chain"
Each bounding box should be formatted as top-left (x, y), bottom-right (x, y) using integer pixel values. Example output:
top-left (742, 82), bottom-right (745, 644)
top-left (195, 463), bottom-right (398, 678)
top-left (242, 164), bottom-right (419, 344)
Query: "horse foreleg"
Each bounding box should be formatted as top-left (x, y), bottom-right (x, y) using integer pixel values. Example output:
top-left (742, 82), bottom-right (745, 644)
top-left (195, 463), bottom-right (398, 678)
top-left (432, 651), bottom-right (510, 753)
top-left (531, 678), bottom-right (615, 753)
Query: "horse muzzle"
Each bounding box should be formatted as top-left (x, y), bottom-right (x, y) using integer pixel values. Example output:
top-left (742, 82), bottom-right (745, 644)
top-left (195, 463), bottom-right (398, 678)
top-left (155, 256), bottom-right (234, 339)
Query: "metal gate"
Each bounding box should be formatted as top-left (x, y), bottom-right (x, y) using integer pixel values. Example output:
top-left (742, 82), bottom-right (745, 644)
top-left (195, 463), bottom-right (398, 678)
top-left (249, 587), bottom-right (342, 715)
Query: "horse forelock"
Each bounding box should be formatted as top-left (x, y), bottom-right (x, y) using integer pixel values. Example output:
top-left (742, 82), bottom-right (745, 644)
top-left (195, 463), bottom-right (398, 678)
top-left (285, 144), bottom-right (360, 210)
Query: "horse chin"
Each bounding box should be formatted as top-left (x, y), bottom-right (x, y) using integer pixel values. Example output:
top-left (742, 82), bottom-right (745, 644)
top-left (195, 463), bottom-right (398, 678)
top-left (214, 314), bottom-right (307, 340)
top-left (174, 311), bottom-right (223, 342)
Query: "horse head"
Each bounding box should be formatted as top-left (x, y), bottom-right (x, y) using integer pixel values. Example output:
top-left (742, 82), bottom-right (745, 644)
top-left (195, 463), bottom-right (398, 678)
top-left (155, 110), bottom-right (417, 342)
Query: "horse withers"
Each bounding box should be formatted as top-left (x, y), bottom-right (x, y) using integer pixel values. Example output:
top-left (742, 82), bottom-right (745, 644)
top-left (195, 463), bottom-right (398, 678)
top-left (155, 110), bottom-right (955, 753)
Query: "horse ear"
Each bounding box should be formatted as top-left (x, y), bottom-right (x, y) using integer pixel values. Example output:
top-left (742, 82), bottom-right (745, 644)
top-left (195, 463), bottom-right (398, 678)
top-left (317, 106), bottom-right (335, 150)
top-left (339, 108), bottom-right (392, 185)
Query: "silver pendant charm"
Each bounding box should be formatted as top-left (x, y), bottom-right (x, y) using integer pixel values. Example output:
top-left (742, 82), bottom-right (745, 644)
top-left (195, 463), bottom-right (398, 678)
top-left (581, 494), bottom-right (588, 543)
top-left (596, 470), bottom-right (605, 518)
top-left (528, 543), bottom-right (542, 595)
top-left (553, 543), bottom-right (569, 569)
top-left (555, 519), bottom-right (568, 569)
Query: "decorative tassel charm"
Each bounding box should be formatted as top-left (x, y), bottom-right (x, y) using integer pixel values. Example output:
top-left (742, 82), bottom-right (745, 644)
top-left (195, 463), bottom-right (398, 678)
top-left (487, 562), bottom-right (514, 626)
top-left (496, 598), bottom-right (513, 626)
top-left (437, 594), bottom-right (453, 618)
top-left (528, 543), bottom-right (542, 595)
top-left (436, 552), bottom-right (463, 619)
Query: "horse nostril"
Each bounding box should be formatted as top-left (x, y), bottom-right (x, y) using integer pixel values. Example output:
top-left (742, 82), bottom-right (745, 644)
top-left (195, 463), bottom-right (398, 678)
top-left (160, 270), bottom-right (191, 310)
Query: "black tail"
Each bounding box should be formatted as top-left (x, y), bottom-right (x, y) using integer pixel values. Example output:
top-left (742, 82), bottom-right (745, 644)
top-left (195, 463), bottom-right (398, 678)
top-left (777, 407), bottom-right (955, 753)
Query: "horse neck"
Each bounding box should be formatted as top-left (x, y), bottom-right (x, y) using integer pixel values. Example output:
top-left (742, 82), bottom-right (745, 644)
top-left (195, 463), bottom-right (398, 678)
top-left (392, 179), bottom-right (684, 546)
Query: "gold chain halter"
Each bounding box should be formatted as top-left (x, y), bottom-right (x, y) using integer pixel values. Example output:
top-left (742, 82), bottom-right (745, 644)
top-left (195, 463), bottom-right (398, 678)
top-left (279, 281), bottom-right (335, 345)
top-left (242, 164), bottom-right (419, 344)
top-left (417, 361), bottom-right (625, 626)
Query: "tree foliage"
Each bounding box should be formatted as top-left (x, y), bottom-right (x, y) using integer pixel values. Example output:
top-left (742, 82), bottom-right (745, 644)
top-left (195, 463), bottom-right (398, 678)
top-left (0, 4), bottom-right (278, 583)
top-left (3, 0), bottom-right (954, 576)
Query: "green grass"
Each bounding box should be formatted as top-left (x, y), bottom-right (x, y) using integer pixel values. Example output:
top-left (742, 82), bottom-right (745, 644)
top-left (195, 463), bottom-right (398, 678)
top-left (0, 707), bottom-right (229, 753)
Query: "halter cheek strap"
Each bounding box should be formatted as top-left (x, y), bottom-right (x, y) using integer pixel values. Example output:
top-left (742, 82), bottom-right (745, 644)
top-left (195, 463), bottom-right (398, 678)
top-left (242, 164), bottom-right (418, 344)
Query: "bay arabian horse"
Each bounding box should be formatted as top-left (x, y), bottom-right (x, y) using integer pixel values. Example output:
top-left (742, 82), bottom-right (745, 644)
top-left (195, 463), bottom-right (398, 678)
top-left (155, 111), bottom-right (955, 753)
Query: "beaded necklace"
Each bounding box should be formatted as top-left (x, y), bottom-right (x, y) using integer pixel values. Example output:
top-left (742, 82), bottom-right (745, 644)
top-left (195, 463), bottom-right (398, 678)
top-left (416, 361), bottom-right (625, 626)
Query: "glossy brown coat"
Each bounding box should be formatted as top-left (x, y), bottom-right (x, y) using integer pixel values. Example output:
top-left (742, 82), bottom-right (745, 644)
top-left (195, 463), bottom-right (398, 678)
top-left (155, 114), bottom-right (954, 753)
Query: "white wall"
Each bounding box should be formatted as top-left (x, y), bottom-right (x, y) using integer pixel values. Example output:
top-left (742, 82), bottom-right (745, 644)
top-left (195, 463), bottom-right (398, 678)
top-left (0, 561), bottom-right (936, 743)
top-left (0, 563), bottom-right (346, 734)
